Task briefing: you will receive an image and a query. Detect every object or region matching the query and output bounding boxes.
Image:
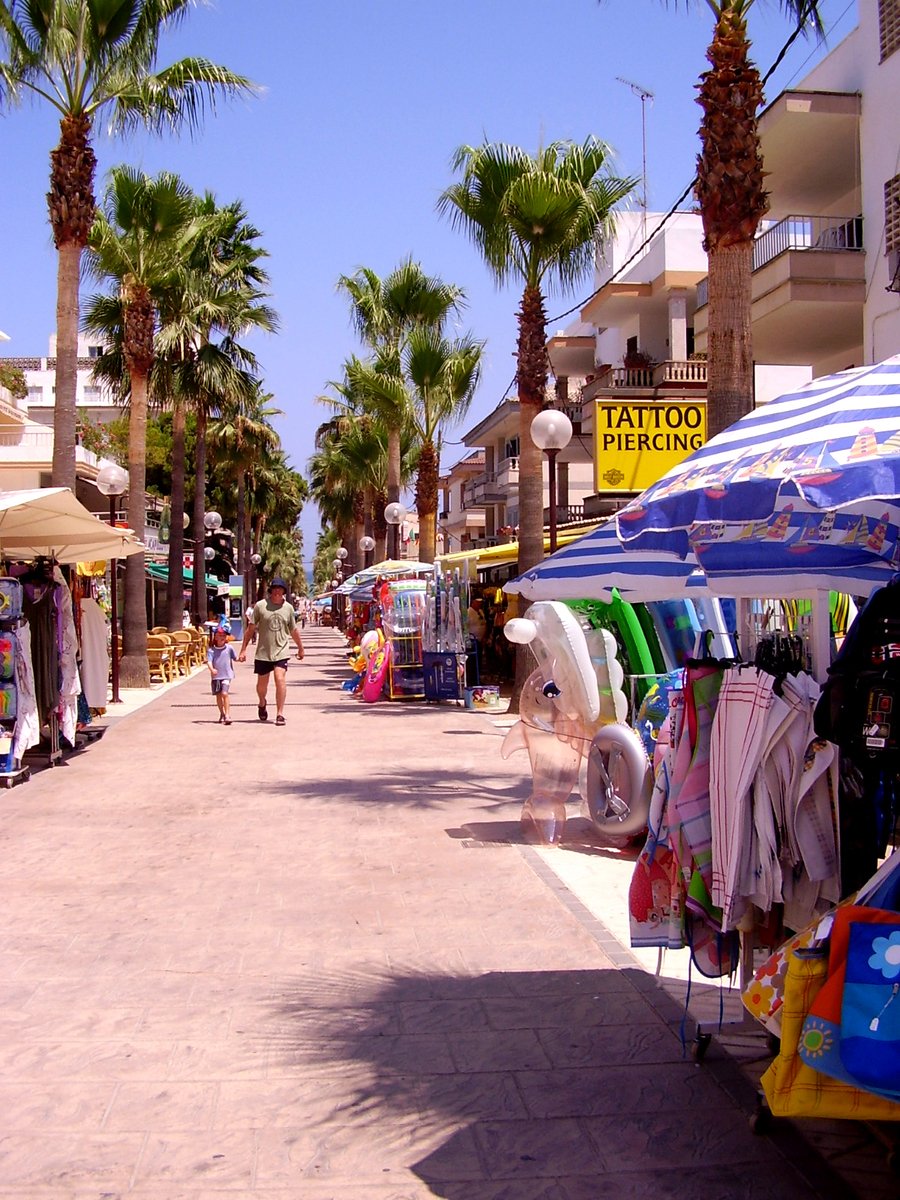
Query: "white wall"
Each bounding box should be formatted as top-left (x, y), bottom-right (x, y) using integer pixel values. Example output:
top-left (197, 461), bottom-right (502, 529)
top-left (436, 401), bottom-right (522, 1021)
top-left (801, 6), bottom-right (900, 361)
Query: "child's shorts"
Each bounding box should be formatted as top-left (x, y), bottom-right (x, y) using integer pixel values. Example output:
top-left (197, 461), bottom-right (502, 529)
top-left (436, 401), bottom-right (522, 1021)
top-left (211, 679), bottom-right (232, 695)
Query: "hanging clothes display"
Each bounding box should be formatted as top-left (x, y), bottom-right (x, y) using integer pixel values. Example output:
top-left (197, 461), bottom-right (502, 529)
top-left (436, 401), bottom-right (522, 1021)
top-left (22, 566), bottom-right (60, 727)
top-left (54, 566), bottom-right (81, 746)
top-left (12, 618), bottom-right (39, 761)
top-left (78, 595), bottom-right (109, 709)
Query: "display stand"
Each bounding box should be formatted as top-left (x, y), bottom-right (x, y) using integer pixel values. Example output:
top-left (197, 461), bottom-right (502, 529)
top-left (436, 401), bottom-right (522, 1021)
top-left (384, 582), bottom-right (427, 700)
top-left (0, 578), bottom-right (31, 786)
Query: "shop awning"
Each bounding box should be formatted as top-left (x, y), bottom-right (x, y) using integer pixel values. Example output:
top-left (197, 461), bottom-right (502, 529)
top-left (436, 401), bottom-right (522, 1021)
top-left (437, 523), bottom-right (601, 571)
top-left (146, 562), bottom-right (224, 590)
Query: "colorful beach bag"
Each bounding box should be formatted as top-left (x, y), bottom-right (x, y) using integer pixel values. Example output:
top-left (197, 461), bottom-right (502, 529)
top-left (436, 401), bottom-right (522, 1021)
top-left (760, 949), bottom-right (900, 1120)
top-left (799, 905), bottom-right (900, 1101)
top-left (839, 919), bottom-right (900, 1095)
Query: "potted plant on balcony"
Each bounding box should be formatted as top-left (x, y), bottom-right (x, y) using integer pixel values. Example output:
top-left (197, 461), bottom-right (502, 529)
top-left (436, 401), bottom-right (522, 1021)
top-left (622, 348), bottom-right (655, 370)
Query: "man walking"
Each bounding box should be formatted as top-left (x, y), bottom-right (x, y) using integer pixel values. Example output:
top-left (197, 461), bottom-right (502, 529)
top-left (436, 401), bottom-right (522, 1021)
top-left (238, 577), bottom-right (304, 726)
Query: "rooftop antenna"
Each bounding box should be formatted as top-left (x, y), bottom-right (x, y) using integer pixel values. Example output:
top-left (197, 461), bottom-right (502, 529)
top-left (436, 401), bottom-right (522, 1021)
top-left (616, 77), bottom-right (654, 241)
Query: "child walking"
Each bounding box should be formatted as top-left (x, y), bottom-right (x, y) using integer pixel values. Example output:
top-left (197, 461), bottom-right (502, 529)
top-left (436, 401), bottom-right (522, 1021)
top-left (207, 623), bottom-right (238, 725)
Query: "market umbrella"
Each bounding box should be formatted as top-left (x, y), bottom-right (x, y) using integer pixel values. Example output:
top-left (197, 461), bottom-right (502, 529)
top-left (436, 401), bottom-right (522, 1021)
top-left (613, 357), bottom-right (900, 676)
top-left (0, 487), bottom-right (145, 563)
top-left (615, 355), bottom-right (900, 577)
top-left (336, 559), bottom-right (433, 594)
top-left (505, 519), bottom-right (704, 602)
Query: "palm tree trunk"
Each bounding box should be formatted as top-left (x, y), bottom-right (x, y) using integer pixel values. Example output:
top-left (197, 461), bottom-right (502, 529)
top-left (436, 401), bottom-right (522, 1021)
top-left (387, 426), bottom-right (401, 558)
top-left (515, 284), bottom-right (549, 575)
top-left (191, 409), bottom-right (208, 623)
top-left (414, 441), bottom-right (439, 564)
top-left (121, 371), bottom-right (150, 688)
top-left (705, 241), bottom-right (755, 438)
top-left (51, 242), bottom-right (81, 490)
top-left (166, 400), bottom-right (187, 630)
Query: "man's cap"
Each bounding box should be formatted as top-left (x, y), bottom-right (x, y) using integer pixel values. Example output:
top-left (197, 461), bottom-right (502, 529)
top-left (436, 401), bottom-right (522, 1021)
top-left (268, 576), bottom-right (289, 592)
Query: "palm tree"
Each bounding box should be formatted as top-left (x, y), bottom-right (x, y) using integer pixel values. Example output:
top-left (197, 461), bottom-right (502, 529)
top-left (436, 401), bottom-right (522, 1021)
top-left (0, 0), bottom-right (254, 488)
top-left (633, 1), bottom-right (823, 436)
top-left (209, 389), bottom-right (280, 614)
top-left (84, 165), bottom-right (198, 686)
top-left (402, 326), bottom-right (483, 563)
top-left (337, 260), bottom-right (463, 554)
top-left (181, 196), bottom-right (276, 621)
top-left (439, 139), bottom-right (635, 575)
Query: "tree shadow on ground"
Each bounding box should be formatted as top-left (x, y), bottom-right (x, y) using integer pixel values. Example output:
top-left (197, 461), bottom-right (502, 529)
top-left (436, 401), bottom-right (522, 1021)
top-left (252, 964), bottom-right (852, 1200)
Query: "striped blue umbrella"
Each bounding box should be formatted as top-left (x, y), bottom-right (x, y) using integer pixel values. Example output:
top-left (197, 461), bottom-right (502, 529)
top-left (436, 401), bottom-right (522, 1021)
top-left (505, 520), bottom-right (704, 602)
top-left (615, 356), bottom-right (900, 581)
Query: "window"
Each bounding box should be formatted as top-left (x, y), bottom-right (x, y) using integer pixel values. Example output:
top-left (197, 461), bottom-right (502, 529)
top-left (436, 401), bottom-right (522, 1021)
top-left (503, 436), bottom-right (519, 460)
top-left (879, 0), bottom-right (900, 61)
top-left (87, 344), bottom-right (103, 359)
top-left (886, 175), bottom-right (900, 292)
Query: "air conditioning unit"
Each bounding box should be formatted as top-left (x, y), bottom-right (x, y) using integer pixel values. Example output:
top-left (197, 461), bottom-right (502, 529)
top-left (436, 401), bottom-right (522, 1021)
top-left (889, 249), bottom-right (900, 294)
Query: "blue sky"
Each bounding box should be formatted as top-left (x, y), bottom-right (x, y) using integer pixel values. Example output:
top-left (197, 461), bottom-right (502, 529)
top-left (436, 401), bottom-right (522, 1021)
top-left (1, 0), bottom-right (858, 560)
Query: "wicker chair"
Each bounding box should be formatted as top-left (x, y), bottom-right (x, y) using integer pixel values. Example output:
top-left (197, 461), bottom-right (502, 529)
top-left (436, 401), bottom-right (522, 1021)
top-left (168, 630), bottom-right (193, 676)
top-left (145, 635), bottom-right (174, 683)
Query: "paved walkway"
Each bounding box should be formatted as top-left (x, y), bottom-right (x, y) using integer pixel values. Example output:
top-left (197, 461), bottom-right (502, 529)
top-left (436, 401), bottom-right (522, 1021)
top-left (0, 627), bottom-right (895, 1197)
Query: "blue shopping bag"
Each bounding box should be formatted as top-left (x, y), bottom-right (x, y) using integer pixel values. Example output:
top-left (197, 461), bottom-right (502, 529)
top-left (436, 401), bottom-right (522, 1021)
top-left (839, 920), bottom-right (900, 1094)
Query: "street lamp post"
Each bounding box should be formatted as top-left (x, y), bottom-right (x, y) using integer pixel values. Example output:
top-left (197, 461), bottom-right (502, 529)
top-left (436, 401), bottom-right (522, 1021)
top-left (95, 462), bottom-right (129, 703)
top-left (530, 410), bottom-right (573, 555)
top-left (358, 534), bottom-right (375, 569)
top-left (384, 501), bottom-right (407, 561)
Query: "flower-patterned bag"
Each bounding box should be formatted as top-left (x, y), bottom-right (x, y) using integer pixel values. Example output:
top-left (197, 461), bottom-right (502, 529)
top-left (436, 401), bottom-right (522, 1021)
top-left (741, 914), bottom-right (823, 1036)
top-left (798, 904), bottom-right (900, 1101)
top-left (839, 919), bottom-right (900, 1095)
top-left (760, 949), bottom-right (900, 1120)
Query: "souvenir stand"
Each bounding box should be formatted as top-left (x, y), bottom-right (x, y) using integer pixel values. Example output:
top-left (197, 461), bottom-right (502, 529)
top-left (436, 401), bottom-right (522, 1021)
top-left (381, 579), bottom-right (427, 699)
top-left (422, 566), bottom-right (467, 702)
top-left (506, 359), bottom-right (900, 1142)
top-left (0, 488), bottom-right (143, 782)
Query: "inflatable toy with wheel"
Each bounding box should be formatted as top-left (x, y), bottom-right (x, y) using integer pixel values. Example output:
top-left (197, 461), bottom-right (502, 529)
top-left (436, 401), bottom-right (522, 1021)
top-left (583, 722), bottom-right (652, 843)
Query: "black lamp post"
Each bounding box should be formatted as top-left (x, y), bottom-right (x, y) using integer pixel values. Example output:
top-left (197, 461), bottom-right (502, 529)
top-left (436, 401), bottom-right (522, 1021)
top-left (95, 462), bottom-right (129, 703)
top-left (530, 410), bottom-right (573, 555)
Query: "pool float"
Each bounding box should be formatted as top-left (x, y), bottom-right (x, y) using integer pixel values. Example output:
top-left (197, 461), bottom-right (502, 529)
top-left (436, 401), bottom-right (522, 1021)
top-left (362, 636), bottom-right (391, 702)
top-left (690, 595), bottom-right (737, 660)
top-left (583, 722), bottom-right (652, 843)
top-left (521, 601), bottom-right (601, 726)
top-left (649, 598), bottom-right (701, 669)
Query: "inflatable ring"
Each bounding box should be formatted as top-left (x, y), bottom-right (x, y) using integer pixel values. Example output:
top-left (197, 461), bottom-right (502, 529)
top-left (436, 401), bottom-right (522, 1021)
top-left (584, 723), bottom-right (652, 840)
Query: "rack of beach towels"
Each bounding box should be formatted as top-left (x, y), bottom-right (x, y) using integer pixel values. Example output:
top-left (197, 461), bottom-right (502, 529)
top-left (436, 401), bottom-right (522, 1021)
top-left (627, 576), bottom-right (900, 1130)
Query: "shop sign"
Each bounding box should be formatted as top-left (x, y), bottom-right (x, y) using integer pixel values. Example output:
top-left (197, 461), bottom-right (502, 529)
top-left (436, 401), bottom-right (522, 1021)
top-left (593, 400), bottom-right (707, 492)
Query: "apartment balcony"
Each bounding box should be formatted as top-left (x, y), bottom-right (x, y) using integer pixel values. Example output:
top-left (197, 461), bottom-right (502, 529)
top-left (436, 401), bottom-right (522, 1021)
top-left (694, 214), bottom-right (865, 363)
top-left (0, 426), bottom-right (101, 471)
top-left (581, 359), bottom-right (707, 403)
top-left (462, 456), bottom-right (519, 508)
top-left (542, 504), bottom-right (585, 526)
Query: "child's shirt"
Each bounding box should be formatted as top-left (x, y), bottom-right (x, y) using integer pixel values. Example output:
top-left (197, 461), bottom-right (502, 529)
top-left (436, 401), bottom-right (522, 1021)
top-left (208, 643), bottom-right (237, 681)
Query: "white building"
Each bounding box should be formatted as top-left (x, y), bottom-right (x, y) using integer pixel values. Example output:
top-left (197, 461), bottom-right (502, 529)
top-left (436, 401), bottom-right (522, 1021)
top-left (6, 333), bottom-right (119, 427)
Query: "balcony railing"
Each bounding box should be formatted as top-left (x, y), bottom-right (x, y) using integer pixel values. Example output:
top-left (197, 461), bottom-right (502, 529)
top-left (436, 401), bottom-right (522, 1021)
top-left (542, 504), bottom-right (585, 526)
top-left (695, 213), bottom-right (863, 307)
top-left (581, 359), bottom-right (707, 401)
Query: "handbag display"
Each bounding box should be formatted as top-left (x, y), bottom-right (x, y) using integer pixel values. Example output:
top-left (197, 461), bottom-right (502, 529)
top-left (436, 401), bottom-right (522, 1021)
top-left (798, 904), bottom-right (900, 1100)
top-left (760, 948), bottom-right (900, 1120)
top-left (839, 919), bottom-right (900, 1094)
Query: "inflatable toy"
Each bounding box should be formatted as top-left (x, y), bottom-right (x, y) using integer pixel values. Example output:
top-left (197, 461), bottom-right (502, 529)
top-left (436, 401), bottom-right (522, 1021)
top-left (633, 670), bottom-right (683, 761)
top-left (649, 598), bottom-right (701, 669)
top-left (583, 722), bottom-right (652, 842)
top-left (501, 667), bottom-right (584, 845)
top-left (502, 600), bottom-right (629, 845)
top-left (362, 637), bottom-right (391, 702)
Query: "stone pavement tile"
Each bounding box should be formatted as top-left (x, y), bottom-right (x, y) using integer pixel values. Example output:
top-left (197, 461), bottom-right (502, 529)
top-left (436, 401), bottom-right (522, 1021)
top-left (0, 1002), bottom-right (145, 1041)
top-left (449, 1029), bottom-right (554, 1073)
top-left (481, 989), bottom-right (663, 1030)
top-left (471, 1116), bottom-right (605, 1180)
top-left (0, 1040), bottom-right (178, 1083)
top-left (165, 1038), bottom-right (268, 1081)
top-left (515, 1062), bottom-right (720, 1119)
top-left (265, 1029), bottom-right (457, 1078)
top-left (0, 1131), bottom-right (144, 1190)
top-left (0, 1082), bottom-right (115, 1131)
top-left (132, 1130), bottom-right (257, 1189)
top-left (535, 1022), bottom-right (682, 1069)
top-left (103, 1082), bottom-right (219, 1132)
top-left (556, 1163), bottom-right (824, 1199)
top-left (254, 1121), bottom-right (481, 1187)
top-left (397, 996), bottom-right (491, 1035)
top-left (214, 1070), bottom-right (381, 1129)
top-left (581, 1107), bottom-right (775, 1171)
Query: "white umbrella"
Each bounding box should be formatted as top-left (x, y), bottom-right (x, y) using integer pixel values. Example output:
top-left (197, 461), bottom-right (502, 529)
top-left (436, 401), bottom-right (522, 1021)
top-left (0, 487), bottom-right (145, 563)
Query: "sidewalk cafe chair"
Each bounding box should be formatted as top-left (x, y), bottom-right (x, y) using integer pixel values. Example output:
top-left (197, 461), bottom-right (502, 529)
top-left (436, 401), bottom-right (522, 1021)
top-left (145, 634), bottom-right (173, 683)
